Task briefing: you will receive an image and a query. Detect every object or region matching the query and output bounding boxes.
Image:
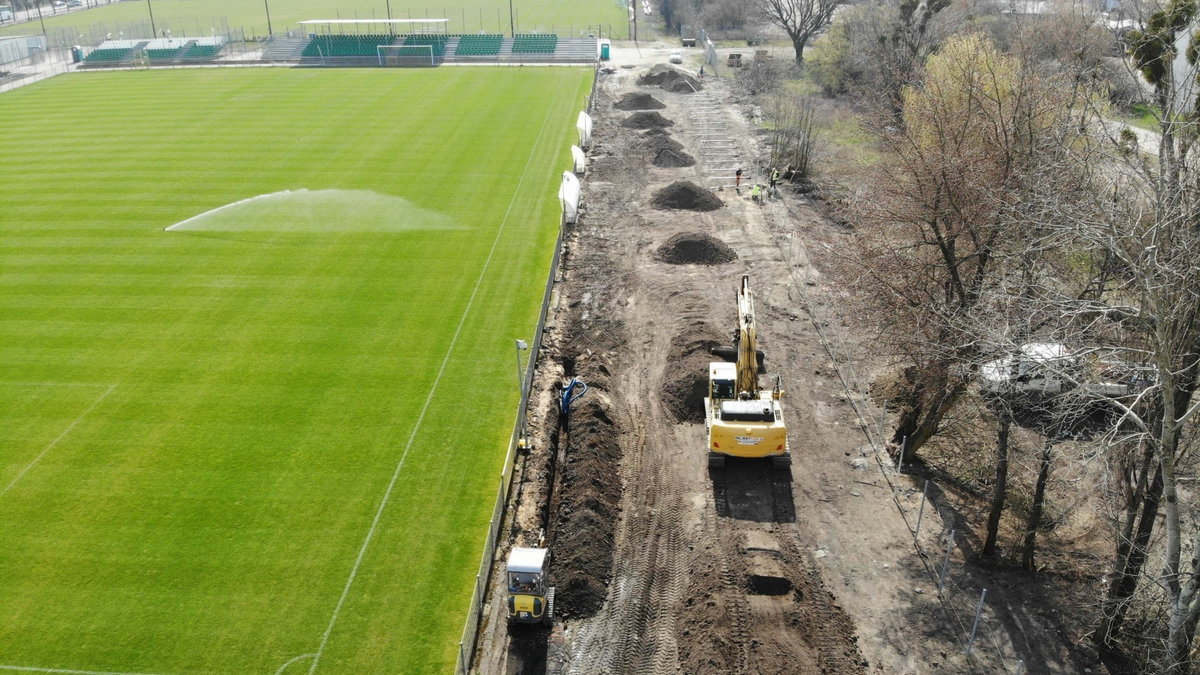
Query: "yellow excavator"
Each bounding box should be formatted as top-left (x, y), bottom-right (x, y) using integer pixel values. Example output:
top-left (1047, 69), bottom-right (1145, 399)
top-left (704, 275), bottom-right (789, 469)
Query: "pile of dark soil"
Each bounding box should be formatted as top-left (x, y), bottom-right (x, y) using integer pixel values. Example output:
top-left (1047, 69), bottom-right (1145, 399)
top-left (613, 92), bottom-right (665, 110)
top-left (638, 64), bottom-right (704, 93)
top-left (549, 394), bottom-right (623, 618)
top-left (655, 232), bottom-right (737, 265)
top-left (661, 76), bottom-right (702, 94)
top-left (621, 111), bottom-right (674, 129)
top-left (651, 181), bottom-right (724, 211)
top-left (654, 147), bottom-right (696, 168)
top-left (662, 325), bottom-right (726, 423)
top-left (642, 131), bottom-right (696, 168)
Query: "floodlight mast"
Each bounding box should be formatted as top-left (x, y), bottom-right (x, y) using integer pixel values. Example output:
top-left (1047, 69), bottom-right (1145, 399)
top-left (145, 0), bottom-right (156, 37)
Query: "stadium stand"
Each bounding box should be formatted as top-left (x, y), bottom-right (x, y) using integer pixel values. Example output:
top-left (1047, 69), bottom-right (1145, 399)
top-left (181, 43), bottom-right (222, 60)
top-left (454, 34), bottom-right (503, 56)
top-left (512, 33), bottom-right (557, 54)
top-left (288, 32), bottom-right (595, 65)
top-left (263, 37), bottom-right (309, 61)
top-left (84, 47), bottom-right (134, 63)
top-left (401, 34), bottom-right (450, 56)
top-left (145, 47), bottom-right (182, 60)
top-left (302, 34), bottom-right (398, 58)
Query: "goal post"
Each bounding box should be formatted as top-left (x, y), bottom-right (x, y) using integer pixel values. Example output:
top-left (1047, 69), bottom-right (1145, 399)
top-left (377, 44), bottom-right (437, 67)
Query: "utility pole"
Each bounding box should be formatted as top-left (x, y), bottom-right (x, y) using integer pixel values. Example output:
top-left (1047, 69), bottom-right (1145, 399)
top-left (262, 0), bottom-right (272, 36)
top-left (145, 0), bottom-right (156, 37)
top-left (35, 2), bottom-right (46, 36)
top-left (508, 0), bottom-right (514, 37)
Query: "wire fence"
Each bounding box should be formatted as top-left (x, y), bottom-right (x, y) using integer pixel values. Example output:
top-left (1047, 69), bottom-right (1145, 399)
top-left (26, 8), bottom-right (622, 51)
top-left (0, 48), bottom-right (71, 94)
top-left (770, 212), bottom-right (1031, 673)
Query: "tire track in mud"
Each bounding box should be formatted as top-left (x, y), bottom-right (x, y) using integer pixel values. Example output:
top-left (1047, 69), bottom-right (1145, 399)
top-left (565, 389), bottom-right (688, 674)
top-left (537, 70), bottom-right (865, 675)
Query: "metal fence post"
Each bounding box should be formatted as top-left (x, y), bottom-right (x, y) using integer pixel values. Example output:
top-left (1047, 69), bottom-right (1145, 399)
top-left (914, 480), bottom-right (928, 543)
top-left (938, 529), bottom-right (954, 595)
top-left (965, 588), bottom-right (987, 658)
top-left (897, 435), bottom-right (907, 474)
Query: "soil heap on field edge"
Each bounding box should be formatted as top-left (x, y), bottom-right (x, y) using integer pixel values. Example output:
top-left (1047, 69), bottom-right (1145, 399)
top-left (614, 92), bottom-right (665, 110)
top-left (656, 232), bottom-right (737, 265)
top-left (652, 181), bottom-right (724, 211)
top-left (638, 64), bottom-right (704, 93)
top-left (642, 130), bottom-right (696, 168)
top-left (654, 147), bottom-right (696, 168)
top-left (548, 394), bottom-right (623, 618)
top-left (621, 111), bottom-right (674, 129)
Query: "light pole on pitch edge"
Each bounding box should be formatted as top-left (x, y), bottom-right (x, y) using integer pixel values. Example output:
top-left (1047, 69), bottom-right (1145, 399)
top-left (515, 339), bottom-right (528, 397)
top-left (515, 339), bottom-right (529, 444)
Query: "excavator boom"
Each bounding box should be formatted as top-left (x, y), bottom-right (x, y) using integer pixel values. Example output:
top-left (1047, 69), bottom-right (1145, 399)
top-left (735, 275), bottom-right (759, 397)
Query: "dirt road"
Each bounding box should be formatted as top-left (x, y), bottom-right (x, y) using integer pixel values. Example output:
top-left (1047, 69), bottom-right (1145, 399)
top-left (472, 44), bottom-right (1054, 674)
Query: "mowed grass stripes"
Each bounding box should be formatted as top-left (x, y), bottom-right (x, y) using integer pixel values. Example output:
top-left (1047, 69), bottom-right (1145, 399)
top-left (0, 67), bottom-right (591, 674)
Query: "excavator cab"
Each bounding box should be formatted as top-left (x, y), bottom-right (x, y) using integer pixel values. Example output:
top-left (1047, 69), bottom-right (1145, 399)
top-left (506, 547), bottom-right (555, 625)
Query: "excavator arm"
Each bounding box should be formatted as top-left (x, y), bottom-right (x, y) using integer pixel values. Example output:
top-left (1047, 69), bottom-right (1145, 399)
top-left (735, 275), bottom-right (759, 398)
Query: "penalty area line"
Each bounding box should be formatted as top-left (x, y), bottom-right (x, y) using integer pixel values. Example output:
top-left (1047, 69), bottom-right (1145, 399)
top-left (273, 654), bottom-right (316, 675)
top-left (305, 75), bottom-right (569, 675)
top-left (1, 384), bottom-right (116, 499)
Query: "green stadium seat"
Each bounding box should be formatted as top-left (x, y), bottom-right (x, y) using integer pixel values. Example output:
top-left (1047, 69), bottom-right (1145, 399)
top-left (512, 34), bottom-right (557, 54)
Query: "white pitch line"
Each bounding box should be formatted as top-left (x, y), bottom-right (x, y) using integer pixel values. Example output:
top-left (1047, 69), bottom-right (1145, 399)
top-left (305, 75), bottom-right (569, 675)
top-left (272, 653), bottom-right (316, 675)
top-left (1, 384), bottom-right (116, 499)
top-left (1, 382), bottom-right (113, 388)
top-left (0, 664), bottom-right (172, 675)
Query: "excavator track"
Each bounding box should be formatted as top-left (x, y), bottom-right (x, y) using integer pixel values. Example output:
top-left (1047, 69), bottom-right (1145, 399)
top-left (771, 467), bottom-right (796, 524)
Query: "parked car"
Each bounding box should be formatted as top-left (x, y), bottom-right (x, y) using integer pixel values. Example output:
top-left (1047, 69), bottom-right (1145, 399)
top-left (669, 49), bottom-right (682, 64)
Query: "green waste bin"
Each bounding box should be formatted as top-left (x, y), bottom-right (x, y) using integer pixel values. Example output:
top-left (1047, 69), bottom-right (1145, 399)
top-left (600, 41), bottom-right (610, 60)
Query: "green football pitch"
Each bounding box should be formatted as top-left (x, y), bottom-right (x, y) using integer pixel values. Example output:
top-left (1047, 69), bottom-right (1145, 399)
top-left (0, 67), bottom-right (590, 674)
top-left (1, 0), bottom-right (629, 41)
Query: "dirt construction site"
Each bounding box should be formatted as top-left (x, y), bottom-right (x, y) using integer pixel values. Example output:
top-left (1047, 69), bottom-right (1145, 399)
top-left (471, 44), bottom-right (1086, 675)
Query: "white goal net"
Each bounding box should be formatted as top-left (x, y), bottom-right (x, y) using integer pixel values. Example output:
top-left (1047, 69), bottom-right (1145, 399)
top-left (377, 44), bottom-right (436, 67)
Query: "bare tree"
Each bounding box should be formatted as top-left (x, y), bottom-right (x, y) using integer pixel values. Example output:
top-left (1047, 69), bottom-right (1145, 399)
top-left (764, 94), bottom-right (820, 179)
top-left (1063, 2), bottom-right (1200, 670)
top-left (845, 33), bottom-right (1094, 462)
top-left (753, 0), bottom-right (844, 66)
